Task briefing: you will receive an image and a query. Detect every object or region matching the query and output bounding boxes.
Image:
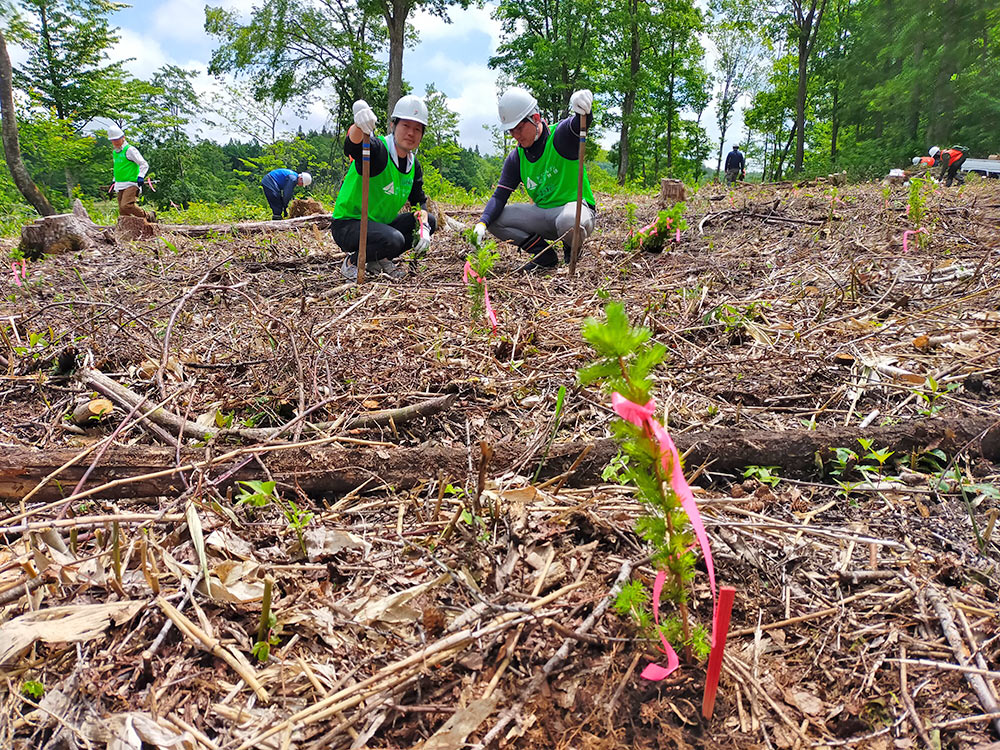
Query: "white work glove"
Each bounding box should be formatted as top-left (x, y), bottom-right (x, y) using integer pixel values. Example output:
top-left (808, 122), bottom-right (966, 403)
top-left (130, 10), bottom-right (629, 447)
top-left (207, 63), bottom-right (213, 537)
top-left (569, 89), bottom-right (593, 115)
top-left (473, 222), bottom-right (487, 246)
top-left (414, 225), bottom-right (431, 254)
top-left (352, 99), bottom-right (377, 135)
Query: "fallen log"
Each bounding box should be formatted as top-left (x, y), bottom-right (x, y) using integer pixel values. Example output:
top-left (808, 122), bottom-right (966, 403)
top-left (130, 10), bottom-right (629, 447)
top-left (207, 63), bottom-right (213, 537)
top-left (2, 416), bottom-right (998, 502)
top-left (160, 214), bottom-right (330, 238)
top-left (18, 199), bottom-right (331, 255)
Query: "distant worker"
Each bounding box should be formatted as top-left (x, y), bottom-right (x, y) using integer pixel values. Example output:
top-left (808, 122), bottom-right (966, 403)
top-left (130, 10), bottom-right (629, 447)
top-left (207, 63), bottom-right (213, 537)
top-left (107, 125), bottom-right (155, 222)
top-left (932, 145), bottom-right (967, 187)
top-left (472, 87), bottom-right (596, 272)
top-left (261, 169), bottom-right (312, 221)
top-left (725, 145), bottom-right (745, 184)
top-left (332, 95), bottom-right (435, 281)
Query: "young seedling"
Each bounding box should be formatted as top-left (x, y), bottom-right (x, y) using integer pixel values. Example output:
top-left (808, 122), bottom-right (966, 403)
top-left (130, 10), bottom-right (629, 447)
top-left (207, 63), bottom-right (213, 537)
top-left (625, 203), bottom-right (688, 253)
top-left (461, 228), bottom-right (500, 332)
top-left (742, 465), bottom-right (781, 487)
top-left (579, 302), bottom-right (711, 667)
top-left (282, 500), bottom-right (313, 558)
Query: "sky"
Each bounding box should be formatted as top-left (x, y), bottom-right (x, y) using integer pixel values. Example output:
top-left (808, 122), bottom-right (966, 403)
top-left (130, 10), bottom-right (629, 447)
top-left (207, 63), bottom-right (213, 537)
top-left (9, 0), bottom-right (746, 164)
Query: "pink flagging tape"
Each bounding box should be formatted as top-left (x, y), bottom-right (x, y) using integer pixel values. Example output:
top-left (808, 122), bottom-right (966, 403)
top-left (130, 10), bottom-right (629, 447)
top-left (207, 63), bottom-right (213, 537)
top-left (463, 261), bottom-right (498, 333)
top-left (902, 227), bottom-right (928, 253)
top-left (701, 586), bottom-right (736, 719)
top-left (10, 260), bottom-right (26, 287)
top-left (641, 569), bottom-right (680, 680)
top-left (611, 393), bottom-right (718, 681)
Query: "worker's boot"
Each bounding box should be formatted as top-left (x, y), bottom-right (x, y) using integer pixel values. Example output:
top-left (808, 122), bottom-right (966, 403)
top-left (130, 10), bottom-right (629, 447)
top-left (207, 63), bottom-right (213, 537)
top-left (516, 234), bottom-right (557, 273)
top-left (563, 239), bottom-right (584, 265)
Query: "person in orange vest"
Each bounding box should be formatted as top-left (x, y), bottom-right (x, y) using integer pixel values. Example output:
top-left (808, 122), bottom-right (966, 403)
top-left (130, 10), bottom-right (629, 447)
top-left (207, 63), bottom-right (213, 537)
top-left (912, 155), bottom-right (936, 168)
top-left (930, 145), bottom-right (967, 187)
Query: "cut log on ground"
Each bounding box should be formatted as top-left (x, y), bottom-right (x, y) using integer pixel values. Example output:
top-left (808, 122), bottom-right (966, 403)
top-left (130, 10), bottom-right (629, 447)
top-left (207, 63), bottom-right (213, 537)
top-left (2, 415), bottom-right (998, 502)
top-left (18, 199), bottom-right (332, 255)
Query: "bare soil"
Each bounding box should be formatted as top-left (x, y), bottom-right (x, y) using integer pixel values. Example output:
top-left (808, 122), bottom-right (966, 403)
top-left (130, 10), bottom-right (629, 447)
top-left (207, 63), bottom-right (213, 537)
top-left (1, 178), bottom-right (999, 750)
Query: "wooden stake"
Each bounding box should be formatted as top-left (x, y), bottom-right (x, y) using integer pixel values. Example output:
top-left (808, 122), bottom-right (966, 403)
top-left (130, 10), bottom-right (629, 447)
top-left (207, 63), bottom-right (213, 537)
top-left (357, 132), bottom-right (371, 285)
top-left (702, 586), bottom-right (736, 720)
top-left (568, 119), bottom-right (587, 277)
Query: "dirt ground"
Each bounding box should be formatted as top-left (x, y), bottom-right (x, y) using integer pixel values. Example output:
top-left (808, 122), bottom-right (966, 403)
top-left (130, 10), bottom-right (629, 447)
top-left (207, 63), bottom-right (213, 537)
top-left (1, 176), bottom-right (999, 750)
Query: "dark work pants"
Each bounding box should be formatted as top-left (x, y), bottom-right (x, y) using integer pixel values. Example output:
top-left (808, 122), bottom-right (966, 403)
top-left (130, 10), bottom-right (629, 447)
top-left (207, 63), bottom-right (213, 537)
top-left (942, 154), bottom-right (967, 187)
top-left (332, 212), bottom-right (437, 263)
top-left (262, 184), bottom-right (287, 220)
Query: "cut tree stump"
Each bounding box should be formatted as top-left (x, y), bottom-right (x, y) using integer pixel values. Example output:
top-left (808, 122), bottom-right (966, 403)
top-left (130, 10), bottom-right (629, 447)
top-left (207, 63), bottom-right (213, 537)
top-left (117, 214), bottom-right (158, 240)
top-left (288, 198), bottom-right (324, 218)
top-left (658, 178), bottom-right (686, 205)
top-left (18, 200), bottom-right (115, 258)
top-left (70, 398), bottom-right (114, 427)
top-left (2, 416), bottom-right (998, 502)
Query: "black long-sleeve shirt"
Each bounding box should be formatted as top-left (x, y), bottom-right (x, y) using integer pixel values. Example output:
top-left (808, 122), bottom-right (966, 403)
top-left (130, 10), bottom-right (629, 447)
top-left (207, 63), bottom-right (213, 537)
top-left (724, 149), bottom-right (745, 171)
top-left (478, 113), bottom-right (595, 226)
top-left (344, 136), bottom-right (428, 210)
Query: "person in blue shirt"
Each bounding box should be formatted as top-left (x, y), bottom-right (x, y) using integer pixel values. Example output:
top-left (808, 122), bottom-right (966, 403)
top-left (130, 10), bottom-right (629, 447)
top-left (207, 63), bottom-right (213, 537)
top-left (261, 169), bottom-right (312, 220)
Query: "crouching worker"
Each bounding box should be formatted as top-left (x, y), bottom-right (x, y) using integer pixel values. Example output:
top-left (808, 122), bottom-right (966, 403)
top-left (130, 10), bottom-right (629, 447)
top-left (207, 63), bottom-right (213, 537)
top-left (932, 145), bottom-right (967, 187)
top-left (261, 169), bottom-right (312, 220)
top-left (472, 87), bottom-right (596, 272)
top-left (333, 96), bottom-right (435, 281)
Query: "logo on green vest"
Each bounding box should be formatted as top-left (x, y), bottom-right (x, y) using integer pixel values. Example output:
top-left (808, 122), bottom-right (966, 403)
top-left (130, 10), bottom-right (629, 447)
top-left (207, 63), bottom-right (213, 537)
top-left (526, 176), bottom-right (537, 190)
top-left (383, 183), bottom-right (395, 195)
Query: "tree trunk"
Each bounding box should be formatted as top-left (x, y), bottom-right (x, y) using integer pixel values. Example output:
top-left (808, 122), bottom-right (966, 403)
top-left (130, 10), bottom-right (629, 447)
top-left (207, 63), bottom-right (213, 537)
top-left (0, 29), bottom-right (56, 217)
top-left (830, 80), bottom-right (839, 163)
top-left (793, 30), bottom-right (809, 173)
top-left (384, 0), bottom-right (409, 123)
top-left (666, 37), bottom-right (676, 172)
top-left (616, 0), bottom-right (640, 185)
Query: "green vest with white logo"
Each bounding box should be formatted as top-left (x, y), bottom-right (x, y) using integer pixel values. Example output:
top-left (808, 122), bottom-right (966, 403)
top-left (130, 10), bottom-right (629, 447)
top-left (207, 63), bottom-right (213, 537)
top-left (518, 129), bottom-right (595, 210)
top-left (113, 143), bottom-right (140, 183)
top-left (333, 136), bottom-right (414, 223)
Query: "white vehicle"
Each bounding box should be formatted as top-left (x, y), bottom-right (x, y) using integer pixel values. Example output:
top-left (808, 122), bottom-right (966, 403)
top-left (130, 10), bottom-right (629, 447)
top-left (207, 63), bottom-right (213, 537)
top-left (961, 158), bottom-right (1000, 178)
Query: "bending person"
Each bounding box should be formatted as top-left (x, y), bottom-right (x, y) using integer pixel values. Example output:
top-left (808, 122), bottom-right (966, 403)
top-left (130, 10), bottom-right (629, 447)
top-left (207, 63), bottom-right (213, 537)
top-left (261, 169), bottom-right (312, 220)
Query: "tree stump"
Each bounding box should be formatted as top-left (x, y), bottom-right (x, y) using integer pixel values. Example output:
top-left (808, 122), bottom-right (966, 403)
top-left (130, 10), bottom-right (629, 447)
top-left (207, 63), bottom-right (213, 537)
top-left (288, 198), bottom-right (325, 218)
top-left (18, 199), bottom-right (115, 258)
top-left (658, 178), bottom-right (686, 205)
top-left (117, 214), bottom-right (158, 240)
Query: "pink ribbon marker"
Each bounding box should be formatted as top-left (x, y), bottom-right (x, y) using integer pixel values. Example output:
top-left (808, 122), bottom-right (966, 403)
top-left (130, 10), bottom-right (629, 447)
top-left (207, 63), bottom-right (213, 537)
top-left (611, 393), bottom-right (717, 681)
top-left (463, 260), bottom-right (498, 333)
top-left (902, 228), bottom-right (928, 253)
top-left (10, 259), bottom-right (27, 287)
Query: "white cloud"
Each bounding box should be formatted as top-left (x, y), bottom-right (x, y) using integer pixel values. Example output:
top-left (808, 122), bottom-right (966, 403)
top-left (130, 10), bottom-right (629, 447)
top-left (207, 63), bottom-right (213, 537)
top-left (152, 0), bottom-right (256, 41)
top-left (411, 5), bottom-right (502, 56)
top-left (114, 28), bottom-right (170, 80)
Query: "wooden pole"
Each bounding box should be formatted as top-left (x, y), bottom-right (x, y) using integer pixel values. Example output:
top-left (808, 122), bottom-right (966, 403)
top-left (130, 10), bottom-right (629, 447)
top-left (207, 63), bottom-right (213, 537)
top-left (568, 118), bottom-right (587, 277)
top-left (357, 133), bottom-right (371, 284)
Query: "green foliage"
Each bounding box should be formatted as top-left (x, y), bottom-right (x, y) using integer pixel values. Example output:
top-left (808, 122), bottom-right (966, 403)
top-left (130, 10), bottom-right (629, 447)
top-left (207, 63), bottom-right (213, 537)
top-left (742, 465), bottom-right (781, 487)
top-left (613, 581), bottom-right (651, 629)
top-left (20, 680), bottom-right (44, 700)
top-left (236, 480), bottom-right (278, 508)
top-left (463, 230), bottom-right (500, 329)
top-left (283, 500), bottom-right (313, 557)
top-left (915, 375), bottom-right (960, 417)
top-left (624, 203), bottom-right (688, 252)
top-left (580, 302), bottom-right (705, 660)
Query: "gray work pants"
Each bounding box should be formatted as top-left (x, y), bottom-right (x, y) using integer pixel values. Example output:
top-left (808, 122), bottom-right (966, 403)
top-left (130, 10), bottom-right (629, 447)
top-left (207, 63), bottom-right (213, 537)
top-left (487, 202), bottom-right (596, 247)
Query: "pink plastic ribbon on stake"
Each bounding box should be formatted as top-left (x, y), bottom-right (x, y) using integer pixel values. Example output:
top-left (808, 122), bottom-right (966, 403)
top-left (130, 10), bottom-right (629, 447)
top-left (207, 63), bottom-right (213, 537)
top-left (462, 260), bottom-right (498, 334)
top-left (611, 393), bottom-right (717, 681)
top-left (10, 259), bottom-right (27, 287)
top-left (902, 227), bottom-right (928, 253)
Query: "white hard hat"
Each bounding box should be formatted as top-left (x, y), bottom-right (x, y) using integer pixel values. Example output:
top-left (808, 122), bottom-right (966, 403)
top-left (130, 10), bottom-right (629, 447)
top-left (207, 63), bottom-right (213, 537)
top-left (912, 157), bottom-right (921, 165)
top-left (391, 95), bottom-right (428, 126)
top-left (929, 146), bottom-right (940, 157)
top-left (498, 88), bottom-right (538, 130)
top-left (107, 125), bottom-right (124, 140)
top-left (298, 172), bottom-right (312, 187)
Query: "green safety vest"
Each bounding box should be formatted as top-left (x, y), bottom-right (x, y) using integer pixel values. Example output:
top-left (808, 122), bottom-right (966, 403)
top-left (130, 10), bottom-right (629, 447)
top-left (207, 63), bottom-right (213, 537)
top-left (333, 136), bottom-right (414, 223)
top-left (113, 143), bottom-right (140, 183)
top-left (518, 129), bottom-right (595, 210)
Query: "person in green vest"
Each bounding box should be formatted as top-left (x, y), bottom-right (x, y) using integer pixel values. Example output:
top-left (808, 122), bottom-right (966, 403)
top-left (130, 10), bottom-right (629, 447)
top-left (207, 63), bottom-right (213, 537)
top-left (107, 124), bottom-right (155, 222)
top-left (333, 95), bottom-right (436, 281)
top-left (472, 87), bottom-right (596, 271)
